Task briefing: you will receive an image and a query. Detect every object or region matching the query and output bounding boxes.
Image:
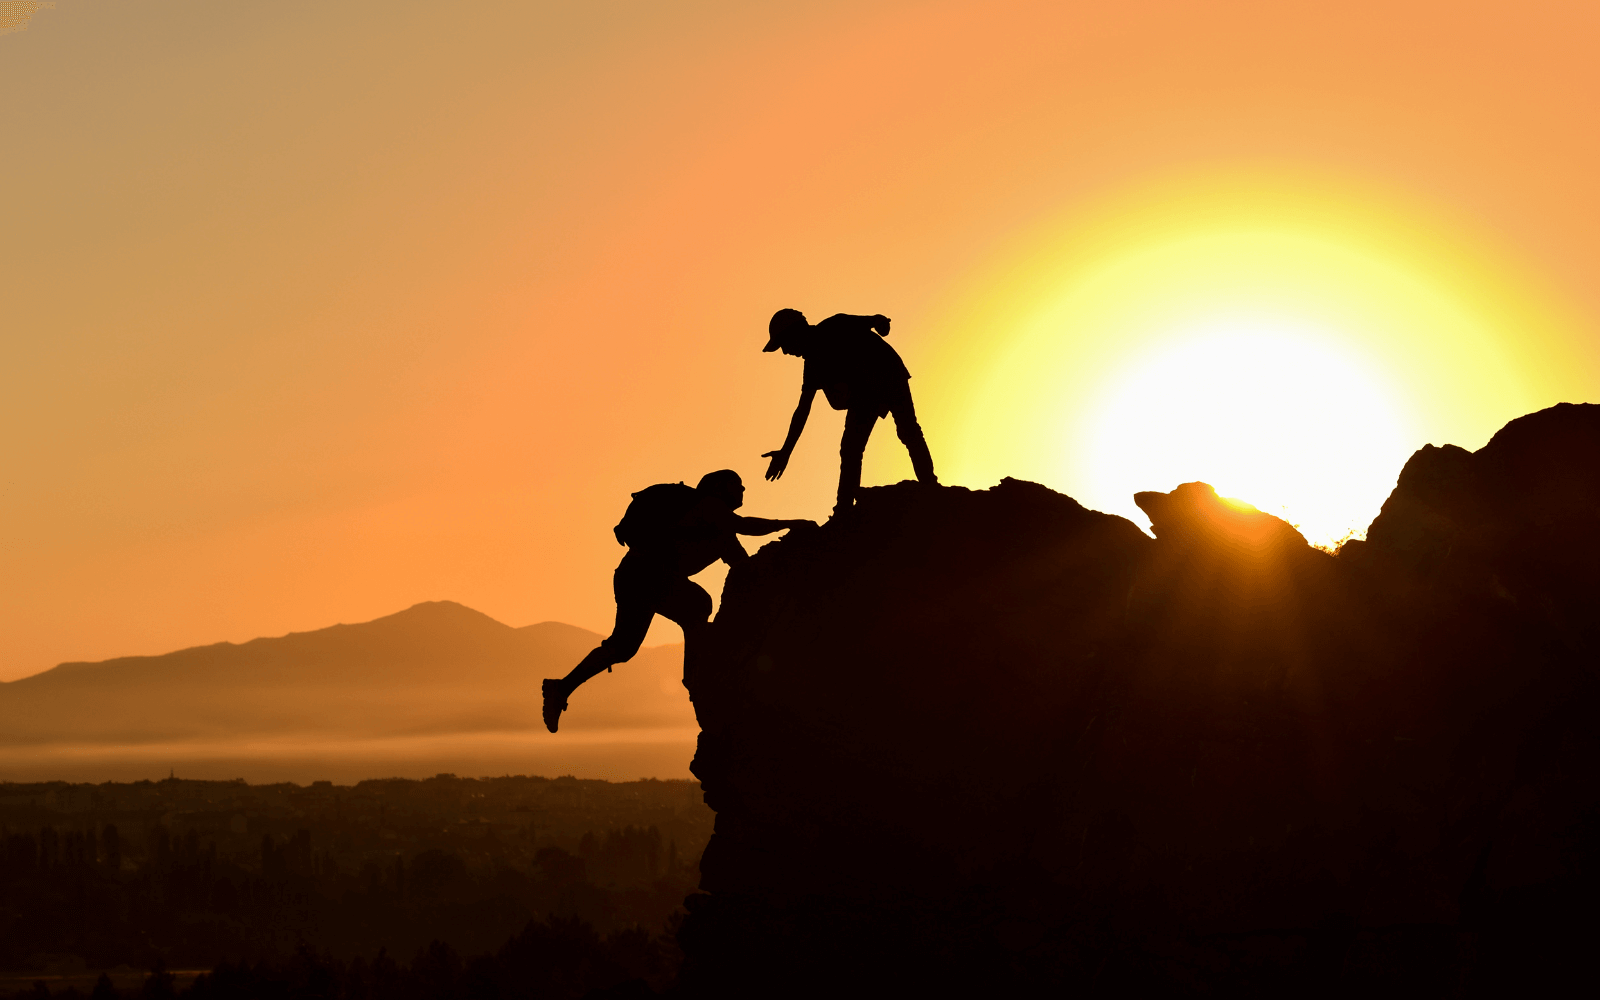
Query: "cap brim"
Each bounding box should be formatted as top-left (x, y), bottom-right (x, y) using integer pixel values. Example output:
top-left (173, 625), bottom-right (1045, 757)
top-left (762, 335), bottom-right (782, 352)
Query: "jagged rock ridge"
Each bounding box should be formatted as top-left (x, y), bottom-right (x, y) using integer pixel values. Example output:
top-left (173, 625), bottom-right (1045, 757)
top-left (680, 402), bottom-right (1600, 996)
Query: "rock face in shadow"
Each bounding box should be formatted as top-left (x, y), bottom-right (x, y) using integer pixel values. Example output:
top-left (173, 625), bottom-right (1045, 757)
top-left (680, 403), bottom-right (1600, 997)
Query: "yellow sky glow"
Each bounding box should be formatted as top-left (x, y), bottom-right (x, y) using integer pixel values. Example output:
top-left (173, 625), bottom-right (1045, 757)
top-left (910, 172), bottom-right (1595, 543)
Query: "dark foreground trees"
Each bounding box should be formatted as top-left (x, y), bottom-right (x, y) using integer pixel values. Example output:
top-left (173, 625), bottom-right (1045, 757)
top-left (5, 914), bottom-right (678, 1000)
top-left (185, 917), bottom-right (675, 1000)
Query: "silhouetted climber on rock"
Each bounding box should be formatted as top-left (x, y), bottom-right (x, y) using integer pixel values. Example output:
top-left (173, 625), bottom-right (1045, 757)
top-left (761, 309), bottom-right (937, 515)
top-left (542, 470), bottom-right (812, 733)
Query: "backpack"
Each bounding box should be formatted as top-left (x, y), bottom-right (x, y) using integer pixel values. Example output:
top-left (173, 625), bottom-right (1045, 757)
top-left (613, 482), bottom-right (700, 548)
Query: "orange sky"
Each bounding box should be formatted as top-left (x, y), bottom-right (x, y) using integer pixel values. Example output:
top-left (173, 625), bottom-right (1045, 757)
top-left (4, 0), bottom-right (1599, 681)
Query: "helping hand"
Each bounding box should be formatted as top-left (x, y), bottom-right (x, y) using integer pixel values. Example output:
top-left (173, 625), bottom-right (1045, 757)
top-left (762, 449), bottom-right (790, 481)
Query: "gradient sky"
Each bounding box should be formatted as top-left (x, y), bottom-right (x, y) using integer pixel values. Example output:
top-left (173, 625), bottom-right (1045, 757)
top-left (4, 0), bottom-right (1599, 682)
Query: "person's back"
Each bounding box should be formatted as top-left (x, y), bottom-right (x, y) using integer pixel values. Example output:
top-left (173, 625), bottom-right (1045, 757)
top-left (615, 483), bottom-right (747, 577)
top-left (802, 314), bottom-right (911, 412)
top-left (614, 482), bottom-right (700, 557)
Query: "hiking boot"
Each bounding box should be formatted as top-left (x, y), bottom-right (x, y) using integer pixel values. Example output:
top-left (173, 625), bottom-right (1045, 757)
top-left (541, 679), bottom-right (568, 733)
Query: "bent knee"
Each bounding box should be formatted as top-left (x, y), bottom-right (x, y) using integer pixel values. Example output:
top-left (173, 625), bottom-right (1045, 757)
top-left (598, 635), bottom-right (644, 664)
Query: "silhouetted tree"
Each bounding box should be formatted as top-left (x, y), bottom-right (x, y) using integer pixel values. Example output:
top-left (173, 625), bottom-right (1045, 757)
top-left (139, 962), bottom-right (175, 1000)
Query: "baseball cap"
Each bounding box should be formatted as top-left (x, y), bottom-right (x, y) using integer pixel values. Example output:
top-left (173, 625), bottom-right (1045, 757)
top-left (764, 308), bottom-right (806, 352)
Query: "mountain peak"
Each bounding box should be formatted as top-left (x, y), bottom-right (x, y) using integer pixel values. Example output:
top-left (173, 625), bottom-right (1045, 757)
top-left (389, 599), bottom-right (497, 620)
top-left (343, 599), bottom-right (514, 634)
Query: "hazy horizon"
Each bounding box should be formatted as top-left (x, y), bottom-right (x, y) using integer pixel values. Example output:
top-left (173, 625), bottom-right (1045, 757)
top-left (0, 600), bottom-right (698, 783)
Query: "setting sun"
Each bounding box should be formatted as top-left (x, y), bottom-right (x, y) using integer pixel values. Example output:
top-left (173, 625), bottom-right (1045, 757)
top-left (921, 172), bottom-right (1596, 542)
top-left (1084, 319), bottom-right (1409, 544)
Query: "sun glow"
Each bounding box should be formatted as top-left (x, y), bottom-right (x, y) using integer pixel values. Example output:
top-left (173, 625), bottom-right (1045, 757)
top-left (911, 173), bottom-right (1595, 545)
top-left (1084, 319), bottom-right (1409, 544)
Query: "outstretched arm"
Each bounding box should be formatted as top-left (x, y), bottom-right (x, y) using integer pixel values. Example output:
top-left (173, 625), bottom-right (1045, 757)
top-left (717, 515), bottom-right (815, 568)
top-left (733, 516), bottom-right (815, 536)
top-left (763, 386), bottom-right (816, 481)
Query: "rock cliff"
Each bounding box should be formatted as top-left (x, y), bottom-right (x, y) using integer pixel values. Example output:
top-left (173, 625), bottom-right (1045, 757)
top-left (680, 403), bottom-right (1600, 996)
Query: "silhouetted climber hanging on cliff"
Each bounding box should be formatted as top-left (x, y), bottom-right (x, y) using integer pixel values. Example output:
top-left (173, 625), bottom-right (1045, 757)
top-left (542, 470), bottom-right (813, 733)
top-left (761, 309), bottom-right (938, 516)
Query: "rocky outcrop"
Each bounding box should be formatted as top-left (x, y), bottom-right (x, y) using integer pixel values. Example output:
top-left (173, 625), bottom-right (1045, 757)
top-left (680, 403), bottom-right (1600, 996)
top-left (1351, 402), bottom-right (1600, 648)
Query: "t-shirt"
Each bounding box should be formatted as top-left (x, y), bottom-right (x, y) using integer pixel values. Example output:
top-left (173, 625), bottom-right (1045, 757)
top-left (800, 313), bottom-right (911, 412)
top-left (668, 493), bottom-right (746, 577)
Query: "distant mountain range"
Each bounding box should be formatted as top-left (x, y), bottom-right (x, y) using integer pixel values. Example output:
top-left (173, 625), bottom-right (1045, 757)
top-left (0, 601), bottom-right (692, 748)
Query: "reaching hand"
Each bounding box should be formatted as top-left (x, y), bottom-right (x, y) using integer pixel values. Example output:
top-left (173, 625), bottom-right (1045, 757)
top-left (762, 449), bottom-right (790, 481)
top-left (786, 519), bottom-right (818, 532)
